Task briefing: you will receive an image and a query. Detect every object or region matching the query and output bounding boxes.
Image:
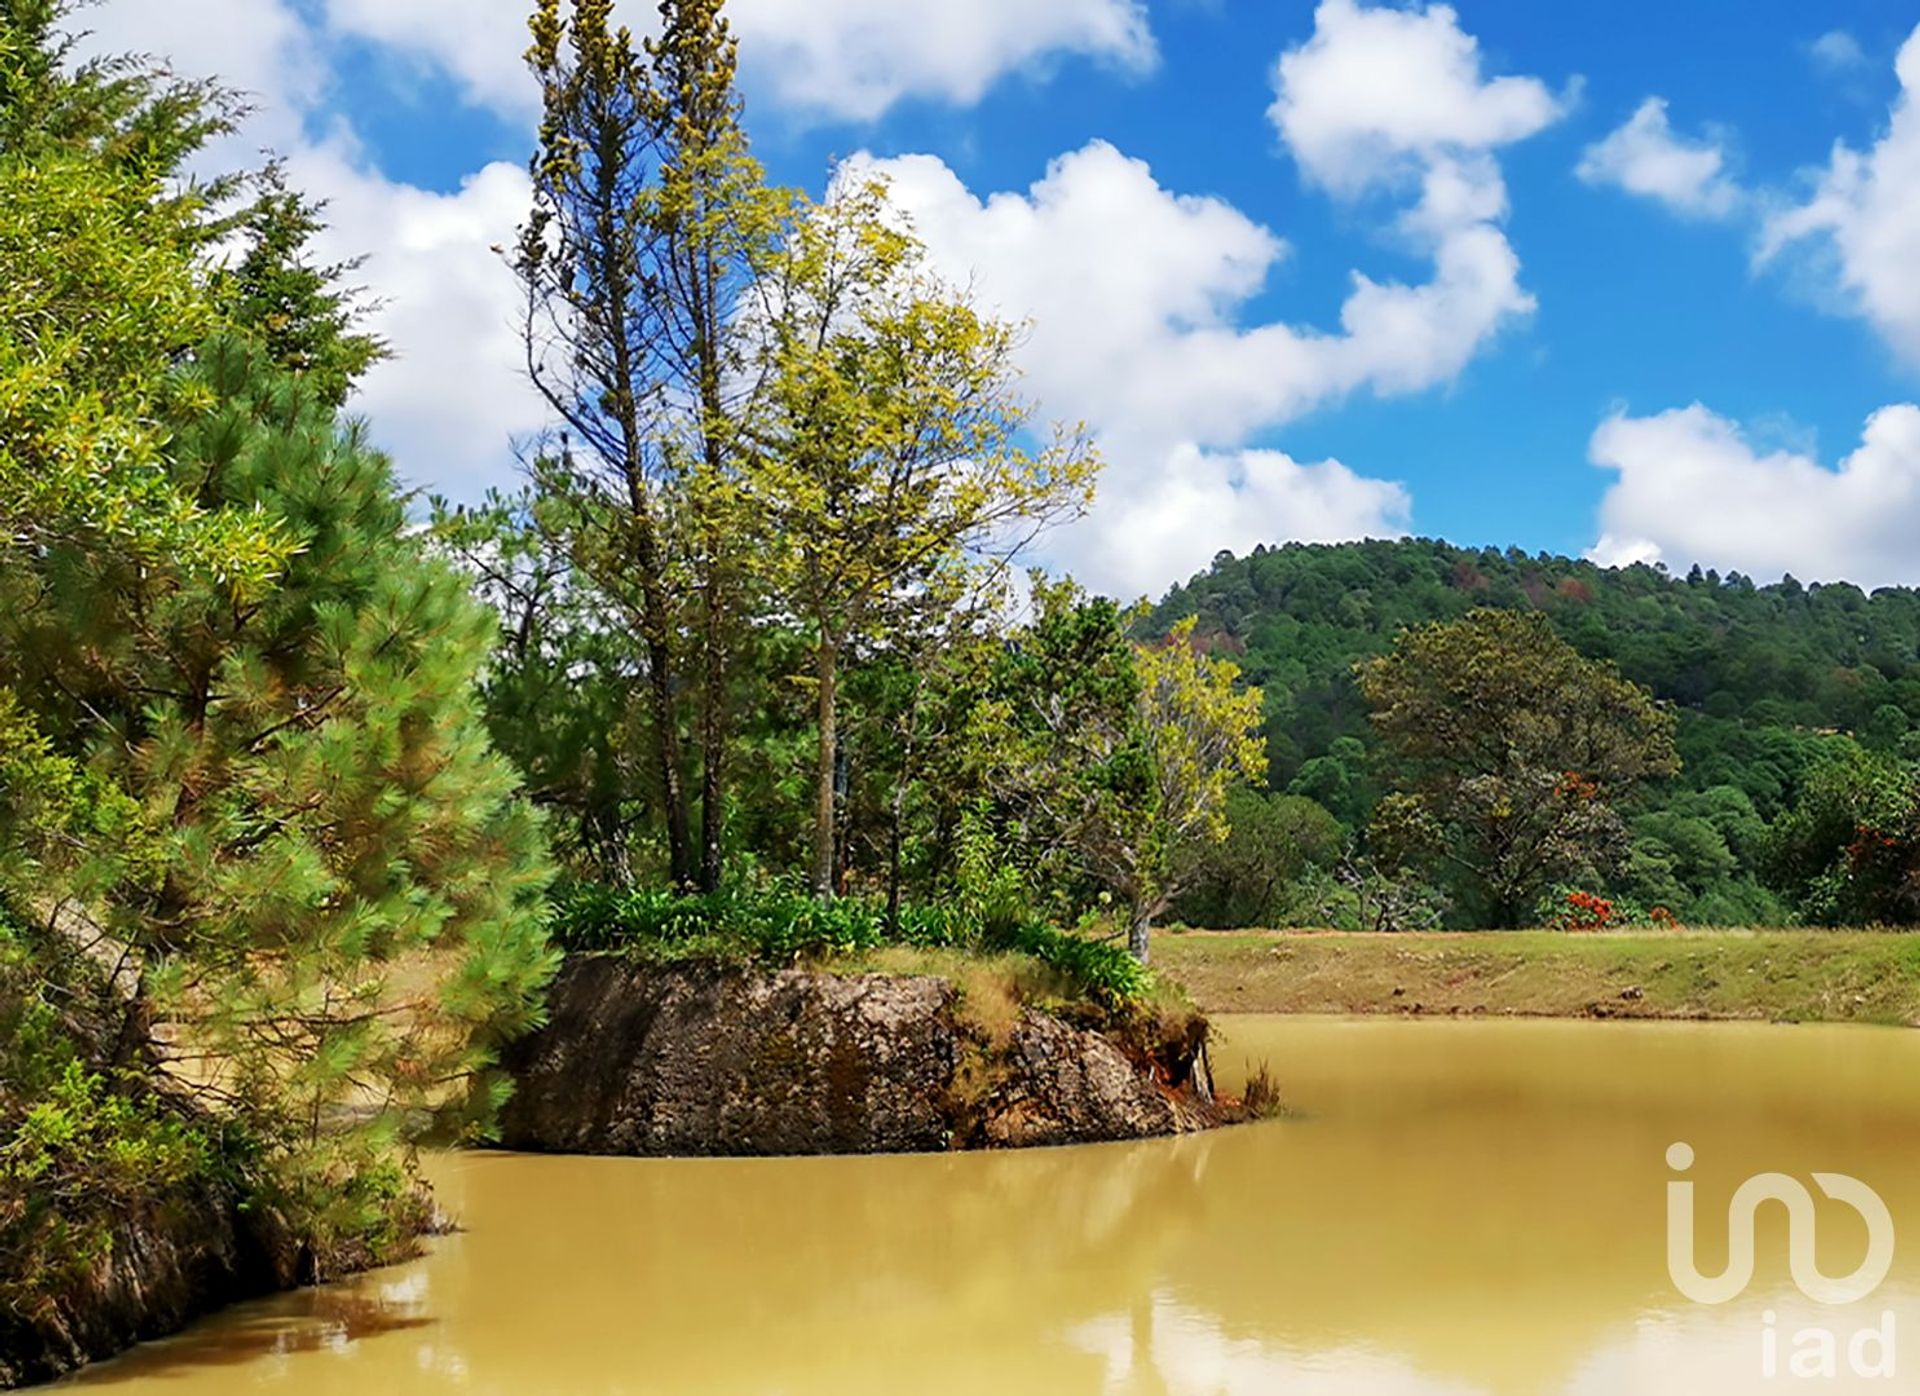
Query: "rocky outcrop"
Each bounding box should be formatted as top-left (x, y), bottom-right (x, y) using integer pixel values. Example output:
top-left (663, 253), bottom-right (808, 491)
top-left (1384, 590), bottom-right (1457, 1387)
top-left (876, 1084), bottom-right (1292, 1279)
top-left (0, 1180), bottom-right (293, 1390)
top-left (498, 958), bottom-right (1223, 1156)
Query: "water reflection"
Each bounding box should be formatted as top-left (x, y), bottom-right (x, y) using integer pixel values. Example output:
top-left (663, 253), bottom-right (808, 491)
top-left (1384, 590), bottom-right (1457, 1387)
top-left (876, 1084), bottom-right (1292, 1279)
top-left (63, 1017), bottom-right (1920, 1395)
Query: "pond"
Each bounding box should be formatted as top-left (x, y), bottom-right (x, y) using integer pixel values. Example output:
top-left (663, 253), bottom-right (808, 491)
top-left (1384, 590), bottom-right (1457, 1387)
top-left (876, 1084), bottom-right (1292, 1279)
top-left (63, 1016), bottom-right (1920, 1394)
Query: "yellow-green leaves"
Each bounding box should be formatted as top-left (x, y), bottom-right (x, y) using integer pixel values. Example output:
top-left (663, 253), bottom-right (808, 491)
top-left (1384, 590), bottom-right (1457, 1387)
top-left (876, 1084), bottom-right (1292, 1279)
top-left (757, 180), bottom-right (1100, 647)
top-left (0, 155), bottom-right (294, 596)
top-left (1139, 617), bottom-right (1270, 851)
top-left (752, 181), bottom-right (1101, 894)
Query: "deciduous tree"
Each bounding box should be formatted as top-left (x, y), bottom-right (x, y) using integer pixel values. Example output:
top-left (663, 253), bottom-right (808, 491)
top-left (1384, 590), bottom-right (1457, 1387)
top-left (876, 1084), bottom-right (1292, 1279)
top-left (979, 585), bottom-right (1265, 961)
top-left (755, 186), bottom-right (1098, 898)
top-left (1359, 608), bottom-right (1679, 927)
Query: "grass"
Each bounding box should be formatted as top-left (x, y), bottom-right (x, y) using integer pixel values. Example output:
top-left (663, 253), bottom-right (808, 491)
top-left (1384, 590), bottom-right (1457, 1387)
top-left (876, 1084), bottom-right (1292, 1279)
top-left (1151, 928), bottom-right (1920, 1027)
top-left (818, 946), bottom-right (1077, 1046)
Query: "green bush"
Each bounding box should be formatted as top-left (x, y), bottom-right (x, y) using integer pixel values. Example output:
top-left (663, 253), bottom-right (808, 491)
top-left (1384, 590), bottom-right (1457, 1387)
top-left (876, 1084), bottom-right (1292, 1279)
top-left (0, 923), bottom-right (217, 1321)
top-left (549, 880), bottom-right (1150, 1006)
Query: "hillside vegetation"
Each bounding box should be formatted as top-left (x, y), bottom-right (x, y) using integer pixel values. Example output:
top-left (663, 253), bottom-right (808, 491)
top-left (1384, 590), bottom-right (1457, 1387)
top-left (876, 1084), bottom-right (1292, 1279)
top-left (1150, 538), bottom-right (1920, 927)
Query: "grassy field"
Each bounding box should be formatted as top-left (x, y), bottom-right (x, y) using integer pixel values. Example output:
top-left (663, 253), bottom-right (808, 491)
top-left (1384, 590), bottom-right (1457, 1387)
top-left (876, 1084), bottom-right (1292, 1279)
top-left (1153, 929), bottom-right (1920, 1027)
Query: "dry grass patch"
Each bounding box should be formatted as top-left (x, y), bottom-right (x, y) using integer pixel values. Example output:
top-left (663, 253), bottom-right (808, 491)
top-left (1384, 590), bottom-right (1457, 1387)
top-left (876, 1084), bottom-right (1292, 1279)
top-left (1153, 928), bottom-right (1920, 1026)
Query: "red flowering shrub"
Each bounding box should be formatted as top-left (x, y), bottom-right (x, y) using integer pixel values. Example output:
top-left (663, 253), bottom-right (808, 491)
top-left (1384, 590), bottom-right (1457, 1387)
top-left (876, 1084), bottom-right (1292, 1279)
top-left (1550, 889), bottom-right (1616, 931)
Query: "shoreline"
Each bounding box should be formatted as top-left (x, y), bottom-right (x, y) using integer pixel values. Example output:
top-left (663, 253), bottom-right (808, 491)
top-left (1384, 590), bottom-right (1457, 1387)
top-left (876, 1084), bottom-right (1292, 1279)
top-left (1153, 929), bottom-right (1920, 1027)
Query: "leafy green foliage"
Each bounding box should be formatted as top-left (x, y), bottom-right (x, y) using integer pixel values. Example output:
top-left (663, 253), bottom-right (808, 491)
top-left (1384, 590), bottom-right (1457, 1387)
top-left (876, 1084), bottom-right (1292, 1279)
top-left (550, 879), bottom-right (1149, 1005)
top-left (0, 152), bottom-right (292, 591)
top-left (0, 0), bottom-right (241, 178)
top-left (969, 581), bottom-right (1266, 958)
top-left (4, 341), bottom-right (557, 1262)
top-left (1147, 539), bottom-right (1894, 924)
top-left (1360, 609), bottom-right (1679, 927)
top-left (1172, 789), bottom-right (1346, 928)
top-left (213, 169), bottom-right (387, 408)
top-left (1767, 749), bottom-right (1920, 925)
top-left (0, 920), bottom-right (214, 1322)
top-left (755, 181), bottom-right (1098, 896)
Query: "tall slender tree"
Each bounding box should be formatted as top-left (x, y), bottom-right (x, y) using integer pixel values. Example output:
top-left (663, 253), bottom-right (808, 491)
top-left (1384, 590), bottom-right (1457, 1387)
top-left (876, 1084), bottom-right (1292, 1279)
top-left (520, 0), bottom-right (786, 890)
top-left (644, 0), bottom-right (784, 891)
top-left (756, 185), bottom-right (1099, 898)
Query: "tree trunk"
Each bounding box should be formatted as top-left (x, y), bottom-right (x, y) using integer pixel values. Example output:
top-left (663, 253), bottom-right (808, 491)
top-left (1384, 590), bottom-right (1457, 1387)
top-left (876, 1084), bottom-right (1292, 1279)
top-left (625, 519), bottom-right (692, 891)
top-left (697, 562), bottom-right (727, 893)
top-left (812, 640), bottom-right (839, 900)
top-left (644, 633), bottom-right (692, 891)
top-left (693, 239), bottom-right (730, 896)
top-left (600, 207), bottom-right (690, 891)
top-left (1128, 893), bottom-right (1153, 965)
top-left (886, 778), bottom-right (905, 932)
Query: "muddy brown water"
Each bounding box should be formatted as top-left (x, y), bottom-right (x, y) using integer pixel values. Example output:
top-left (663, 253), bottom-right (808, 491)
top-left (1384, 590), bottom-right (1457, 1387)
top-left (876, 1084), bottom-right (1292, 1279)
top-left (61, 1016), bottom-right (1920, 1394)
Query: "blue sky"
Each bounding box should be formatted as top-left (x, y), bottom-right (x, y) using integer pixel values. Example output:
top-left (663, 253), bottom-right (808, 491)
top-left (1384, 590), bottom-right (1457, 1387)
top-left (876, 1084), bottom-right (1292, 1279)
top-left (90, 0), bottom-right (1920, 598)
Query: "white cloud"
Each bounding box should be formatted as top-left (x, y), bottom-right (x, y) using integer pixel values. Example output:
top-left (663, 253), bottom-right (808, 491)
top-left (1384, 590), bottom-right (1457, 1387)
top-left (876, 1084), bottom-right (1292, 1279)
top-left (1760, 24), bottom-right (1920, 366)
top-left (850, 137), bottom-right (1535, 453)
top-left (729, 0), bottom-right (1153, 123)
top-left (1269, 0), bottom-right (1565, 199)
top-left (1589, 402), bottom-right (1920, 588)
top-left (78, 0), bottom-right (323, 150)
top-left (286, 147), bottom-right (542, 499)
top-left (318, 0), bottom-right (1154, 124)
top-left (80, 1), bottom-right (548, 502)
top-left (321, 0), bottom-right (531, 117)
top-left (1576, 99), bottom-right (1743, 220)
top-left (1058, 445), bottom-right (1410, 598)
top-left (845, 139), bottom-right (1522, 593)
top-left (840, 1), bottom-right (1566, 594)
top-left (1810, 29), bottom-right (1869, 75)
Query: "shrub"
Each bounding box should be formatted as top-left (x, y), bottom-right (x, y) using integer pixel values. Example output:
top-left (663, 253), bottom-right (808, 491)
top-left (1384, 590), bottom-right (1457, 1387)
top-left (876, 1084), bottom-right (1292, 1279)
top-left (0, 922), bottom-right (217, 1321)
top-left (549, 880), bottom-right (1151, 1006)
top-left (1545, 889), bottom-right (1617, 931)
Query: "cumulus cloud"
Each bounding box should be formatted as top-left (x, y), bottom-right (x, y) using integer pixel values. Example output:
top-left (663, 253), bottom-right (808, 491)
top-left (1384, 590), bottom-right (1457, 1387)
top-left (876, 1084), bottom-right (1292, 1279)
top-left (843, 137), bottom-right (1522, 591)
top-left (319, 0), bottom-right (1153, 123)
top-left (1576, 99), bottom-right (1743, 220)
top-left (1589, 402), bottom-right (1920, 588)
top-left (80, 0), bottom-right (547, 501)
top-left (285, 147), bottom-right (542, 498)
top-left (1056, 445), bottom-right (1410, 598)
top-left (838, 0), bottom-right (1565, 593)
top-left (1760, 23), bottom-right (1920, 366)
top-left (846, 3), bottom-right (1563, 444)
top-left (1269, 0), bottom-right (1565, 199)
top-left (320, 0), bottom-right (531, 117)
top-left (728, 0), bottom-right (1153, 123)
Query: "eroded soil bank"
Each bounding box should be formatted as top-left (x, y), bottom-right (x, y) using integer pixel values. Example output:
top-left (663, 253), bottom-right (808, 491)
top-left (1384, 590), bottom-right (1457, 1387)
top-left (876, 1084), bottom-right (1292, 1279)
top-left (497, 958), bottom-right (1228, 1155)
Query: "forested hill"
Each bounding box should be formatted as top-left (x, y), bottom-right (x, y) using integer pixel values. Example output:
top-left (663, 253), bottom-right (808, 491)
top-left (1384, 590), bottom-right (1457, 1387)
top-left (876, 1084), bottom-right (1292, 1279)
top-left (1146, 538), bottom-right (1920, 924)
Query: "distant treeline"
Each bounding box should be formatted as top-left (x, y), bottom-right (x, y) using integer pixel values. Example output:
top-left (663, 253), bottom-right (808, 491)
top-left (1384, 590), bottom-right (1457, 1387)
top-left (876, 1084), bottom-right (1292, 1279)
top-left (1150, 539), bottom-right (1920, 927)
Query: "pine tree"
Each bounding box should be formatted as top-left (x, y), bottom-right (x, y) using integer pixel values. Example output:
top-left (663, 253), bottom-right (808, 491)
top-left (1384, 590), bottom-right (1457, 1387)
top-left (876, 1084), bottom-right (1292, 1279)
top-left (5, 341), bottom-right (556, 1265)
top-left (215, 168), bottom-right (388, 409)
top-left (520, 0), bottom-right (788, 890)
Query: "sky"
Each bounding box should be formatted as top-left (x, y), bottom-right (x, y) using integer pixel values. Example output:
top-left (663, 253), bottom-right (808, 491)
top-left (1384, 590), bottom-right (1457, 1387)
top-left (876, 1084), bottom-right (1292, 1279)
top-left (81, 0), bottom-right (1920, 600)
